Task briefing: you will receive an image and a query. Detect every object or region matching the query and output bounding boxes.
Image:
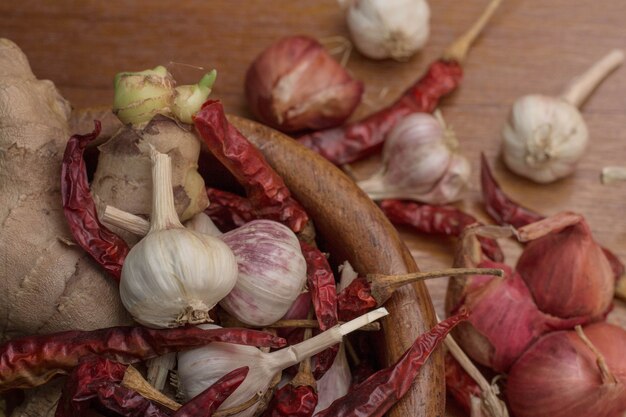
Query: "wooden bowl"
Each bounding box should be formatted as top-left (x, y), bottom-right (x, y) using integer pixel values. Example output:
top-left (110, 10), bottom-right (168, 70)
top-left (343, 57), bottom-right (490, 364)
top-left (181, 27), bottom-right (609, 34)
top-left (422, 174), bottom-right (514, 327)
top-left (226, 115), bottom-right (444, 417)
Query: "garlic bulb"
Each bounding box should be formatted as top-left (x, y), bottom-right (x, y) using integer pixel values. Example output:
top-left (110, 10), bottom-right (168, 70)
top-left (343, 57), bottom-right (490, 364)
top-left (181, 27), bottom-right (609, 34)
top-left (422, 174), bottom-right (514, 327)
top-left (345, 0), bottom-right (430, 61)
top-left (502, 49), bottom-right (624, 183)
top-left (357, 112), bottom-right (470, 204)
top-left (104, 208), bottom-right (307, 327)
top-left (219, 220), bottom-right (307, 326)
top-left (178, 308), bottom-right (388, 417)
top-left (120, 149), bottom-right (238, 328)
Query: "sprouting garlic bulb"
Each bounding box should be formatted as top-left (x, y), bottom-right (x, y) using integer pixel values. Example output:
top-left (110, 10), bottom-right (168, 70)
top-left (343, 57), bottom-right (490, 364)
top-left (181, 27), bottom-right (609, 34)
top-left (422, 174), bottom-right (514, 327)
top-left (345, 0), bottom-right (430, 61)
top-left (357, 112), bottom-right (470, 204)
top-left (120, 150), bottom-right (238, 328)
top-left (501, 49), bottom-right (624, 183)
top-left (502, 95), bottom-right (589, 183)
top-left (219, 220), bottom-right (307, 326)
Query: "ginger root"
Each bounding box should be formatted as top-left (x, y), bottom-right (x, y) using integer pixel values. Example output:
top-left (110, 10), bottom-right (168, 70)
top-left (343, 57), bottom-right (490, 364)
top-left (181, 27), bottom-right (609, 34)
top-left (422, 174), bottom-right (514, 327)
top-left (0, 38), bottom-right (131, 342)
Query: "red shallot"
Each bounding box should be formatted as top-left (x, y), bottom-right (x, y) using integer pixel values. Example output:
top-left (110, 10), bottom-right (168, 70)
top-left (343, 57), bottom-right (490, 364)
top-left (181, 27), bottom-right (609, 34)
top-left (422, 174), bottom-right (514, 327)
top-left (516, 212), bottom-right (614, 319)
top-left (506, 322), bottom-right (626, 417)
top-left (245, 36), bottom-right (363, 133)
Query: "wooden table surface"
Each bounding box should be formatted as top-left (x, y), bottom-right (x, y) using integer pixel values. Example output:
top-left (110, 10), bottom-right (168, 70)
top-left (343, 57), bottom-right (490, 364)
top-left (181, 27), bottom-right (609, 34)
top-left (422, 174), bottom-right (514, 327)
top-left (2, 0), bottom-right (626, 414)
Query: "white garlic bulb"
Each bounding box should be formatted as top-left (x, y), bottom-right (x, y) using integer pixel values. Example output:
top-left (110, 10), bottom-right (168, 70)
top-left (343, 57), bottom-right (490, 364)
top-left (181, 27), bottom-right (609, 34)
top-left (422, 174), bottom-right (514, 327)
top-left (219, 220), bottom-right (307, 326)
top-left (502, 95), bottom-right (589, 183)
top-left (357, 111), bottom-right (470, 204)
top-left (178, 308), bottom-right (388, 417)
top-left (345, 0), bottom-right (430, 61)
top-left (120, 149), bottom-right (238, 328)
top-left (501, 49), bottom-right (624, 183)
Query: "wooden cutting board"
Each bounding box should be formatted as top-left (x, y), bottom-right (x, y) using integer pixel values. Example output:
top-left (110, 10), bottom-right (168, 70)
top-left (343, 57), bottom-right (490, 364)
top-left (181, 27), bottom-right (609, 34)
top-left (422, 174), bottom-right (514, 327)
top-left (2, 0), bottom-right (626, 415)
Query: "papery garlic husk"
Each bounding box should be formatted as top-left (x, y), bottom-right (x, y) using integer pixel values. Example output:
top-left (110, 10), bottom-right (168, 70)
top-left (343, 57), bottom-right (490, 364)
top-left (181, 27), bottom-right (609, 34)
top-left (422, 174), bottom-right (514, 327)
top-left (245, 36), bottom-right (364, 132)
top-left (218, 220), bottom-right (307, 326)
top-left (120, 150), bottom-right (238, 328)
top-left (502, 94), bottom-right (589, 183)
top-left (178, 309), bottom-right (388, 417)
top-left (506, 323), bottom-right (626, 417)
top-left (346, 0), bottom-right (430, 61)
top-left (516, 213), bottom-right (614, 319)
top-left (357, 112), bottom-right (470, 204)
top-left (92, 115), bottom-right (209, 224)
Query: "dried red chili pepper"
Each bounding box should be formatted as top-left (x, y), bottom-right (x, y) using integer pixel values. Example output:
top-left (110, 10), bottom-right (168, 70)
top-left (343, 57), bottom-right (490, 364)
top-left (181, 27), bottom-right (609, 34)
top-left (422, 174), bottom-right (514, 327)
top-left (314, 310), bottom-right (469, 417)
top-left (61, 121), bottom-right (129, 282)
top-left (56, 357), bottom-right (128, 417)
top-left (173, 366), bottom-right (249, 417)
top-left (444, 352), bottom-right (483, 416)
top-left (379, 199), bottom-right (504, 262)
top-left (263, 384), bottom-right (318, 417)
top-left (205, 187), bottom-right (256, 231)
top-left (480, 154), bottom-right (626, 292)
top-left (297, 0), bottom-right (501, 165)
top-left (297, 61), bottom-right (462, 165)
top-left (194, 100), bottom-right (309, 233)
top-left (300, 241), bottom-right (339, 379)
top-left (0, 325), bottom-right (285, 392)
top-left (94, 382), bottom-right (168, 417)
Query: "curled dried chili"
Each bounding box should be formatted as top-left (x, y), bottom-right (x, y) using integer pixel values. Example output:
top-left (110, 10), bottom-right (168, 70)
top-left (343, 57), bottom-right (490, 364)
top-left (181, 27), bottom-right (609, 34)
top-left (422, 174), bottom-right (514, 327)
top-left (61, 121), bottom-right (129, 282)
top-left (444, 352), bottom-right (483, 416)
top-left (0, 325), bottom-right (284, 392)
top-left (297, 0), bottom-right (502, 165)
top-left (380, 199), bottom-right (504, 262)
top-left (194, 100), bottom-right (309, 233)
top-left (314, 310), bottom-right (469, 417)
top-left (92, 382), bottom-right (168, 417)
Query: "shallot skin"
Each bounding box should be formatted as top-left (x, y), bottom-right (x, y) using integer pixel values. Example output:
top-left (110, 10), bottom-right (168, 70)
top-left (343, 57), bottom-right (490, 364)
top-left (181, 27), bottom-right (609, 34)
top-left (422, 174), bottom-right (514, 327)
top-left (506, 323), bottom-right (626, 417)
top-left (245, 36), bottom-right (363, 133)
top-left (516, 218), bottom-right (614, 319)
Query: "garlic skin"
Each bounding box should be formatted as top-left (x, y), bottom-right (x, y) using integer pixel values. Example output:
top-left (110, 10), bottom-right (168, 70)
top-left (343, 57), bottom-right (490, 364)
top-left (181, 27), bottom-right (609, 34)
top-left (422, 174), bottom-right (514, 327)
top-left (219, 220), bottom-right (307, 326)
top-left (502, 95), bottom-right (589, 183)
top-left (346, 0), bottom-right (430, 61)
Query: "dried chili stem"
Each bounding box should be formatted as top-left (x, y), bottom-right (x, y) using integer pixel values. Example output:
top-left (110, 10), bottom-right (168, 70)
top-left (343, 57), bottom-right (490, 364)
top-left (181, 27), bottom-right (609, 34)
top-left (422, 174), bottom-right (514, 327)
top-left (442, 0), bottom-right (502, 62)
top-left (368, 267), bottom-right (504, 294)
top-left (574, 325), bottom-right (618, 385)
top-left (561, 49), bottom-right (624, 108)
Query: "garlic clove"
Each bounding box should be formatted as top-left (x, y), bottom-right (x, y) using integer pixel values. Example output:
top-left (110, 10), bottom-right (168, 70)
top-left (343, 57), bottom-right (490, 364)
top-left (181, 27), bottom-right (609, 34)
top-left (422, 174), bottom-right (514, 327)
top-left (346, 0), bottom-right (430, 61)
top-left (502, 95), bottom-right (589, 183)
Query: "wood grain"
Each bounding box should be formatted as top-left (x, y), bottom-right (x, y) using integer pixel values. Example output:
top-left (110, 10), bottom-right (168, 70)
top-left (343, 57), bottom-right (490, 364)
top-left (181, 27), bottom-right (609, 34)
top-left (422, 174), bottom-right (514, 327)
top-left (2, 0), bottom-right (626, 415)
